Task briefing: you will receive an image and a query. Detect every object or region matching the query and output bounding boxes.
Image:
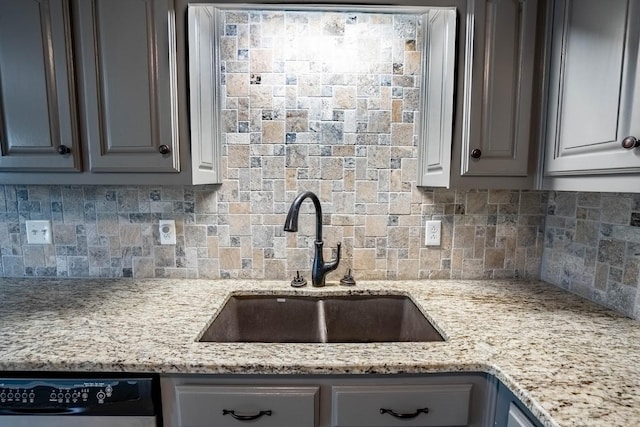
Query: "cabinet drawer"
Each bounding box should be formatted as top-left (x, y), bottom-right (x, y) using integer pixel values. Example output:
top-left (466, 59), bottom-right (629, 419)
top-left (174, 385), bottom-right (319, 427)
top-left (332, 384), bottom-right (472, 427)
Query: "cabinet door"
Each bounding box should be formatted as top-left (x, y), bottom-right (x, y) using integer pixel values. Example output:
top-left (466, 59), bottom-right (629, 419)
top-left (332, 384), bottom-right (472, 427)
top-left (73, 0), bottom-right (180, 173)
top-left (173, 385), bottom-right (319, 427)
top-left (545, 0), bottom-right (640, 175)
top-left (494, 381), bottom-right (542, 427)
top-left (462, 0), bottom-right (538, 177)
top-left (506, 403), bottom-right (536, 427)
top-left (0, 0), bottom-right (81, 171)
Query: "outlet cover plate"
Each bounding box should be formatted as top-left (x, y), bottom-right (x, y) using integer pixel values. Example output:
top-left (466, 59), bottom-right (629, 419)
top-left (425, 220), bottom-right (441, 246)
top-left (26, 220), bottom-right (52, 244)
top-left (159, 220), bottom-right (177, 245)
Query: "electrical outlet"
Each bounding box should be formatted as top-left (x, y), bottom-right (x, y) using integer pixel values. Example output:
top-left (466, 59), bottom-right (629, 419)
top-left (425, 220), bottom-right (441, 246)
top-left (25, 220), bottom-right (52, 244)
top-left (159, 220), bottom-right (177, 245)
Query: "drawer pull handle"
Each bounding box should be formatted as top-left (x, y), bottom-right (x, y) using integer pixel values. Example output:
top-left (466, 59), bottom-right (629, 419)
top-left (380, 407), bottom-right (429, 419)
top-left (222, 409), bottom-right (272, 421)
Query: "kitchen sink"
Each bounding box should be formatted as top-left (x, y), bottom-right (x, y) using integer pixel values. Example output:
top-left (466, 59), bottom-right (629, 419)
top-left (198, 294), bottom-right (444, 343)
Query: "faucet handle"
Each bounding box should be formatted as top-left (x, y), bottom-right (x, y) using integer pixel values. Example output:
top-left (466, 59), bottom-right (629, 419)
top-left (290, 271), bottom-right (307, 287)
top-left (340, 269), bottom-right (356, 286)
top-left (333, 242), bottom-right (342, 261)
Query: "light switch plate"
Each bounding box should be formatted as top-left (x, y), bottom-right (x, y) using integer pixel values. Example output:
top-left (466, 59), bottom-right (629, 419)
top-left (25, 220), bottom-right (52, 244)
top-left (159, 220), bottom-right (177, 245)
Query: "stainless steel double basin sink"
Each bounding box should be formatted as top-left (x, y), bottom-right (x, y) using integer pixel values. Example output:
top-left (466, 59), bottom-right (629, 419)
top-left (199, 294), bottom-right (444, 343)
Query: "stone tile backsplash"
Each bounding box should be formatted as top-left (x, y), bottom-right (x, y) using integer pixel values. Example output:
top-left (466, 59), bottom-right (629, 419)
top-left (0, 185), bottom-right (546, 283)
top-left (4, 185), bottom-right (640, 320)
top-left (542, 192), bottom-right (640, 319)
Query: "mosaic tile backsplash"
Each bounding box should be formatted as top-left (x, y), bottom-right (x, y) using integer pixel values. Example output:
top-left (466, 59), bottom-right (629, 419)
top-left (3, 185), bottom-right (640, 319)
top-left (542, 192), bottom-right (640, 319)
top-left (0, 185), bottom-right (546, 281)
top-left (220, 8), bottom-right (425, 153)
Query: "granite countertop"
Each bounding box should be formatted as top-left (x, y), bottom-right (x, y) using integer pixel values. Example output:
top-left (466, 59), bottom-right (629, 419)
top-left (0, 278), bottom-right (638, 426)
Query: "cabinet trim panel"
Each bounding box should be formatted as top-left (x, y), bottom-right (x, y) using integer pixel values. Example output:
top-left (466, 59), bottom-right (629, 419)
top-left (187, 5), bottom-right (223, 184)
top-left (416, 8), bottom-right (457, 187)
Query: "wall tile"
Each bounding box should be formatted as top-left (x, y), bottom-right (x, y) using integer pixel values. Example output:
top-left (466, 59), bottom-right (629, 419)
top-left (542, 191), bottom-right (640, 319)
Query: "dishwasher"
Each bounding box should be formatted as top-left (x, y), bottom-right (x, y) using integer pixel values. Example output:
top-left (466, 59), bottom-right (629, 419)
top-left (0, 376), bottom-right (159, 427)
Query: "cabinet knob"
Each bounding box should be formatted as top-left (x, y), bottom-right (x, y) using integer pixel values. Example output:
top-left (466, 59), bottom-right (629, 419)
top-left (622, 136), bottom-right (640, 150)
top-left (470, 148), bottom-right (482, 159)
top-left (158, 144), bottom-right (171, 155)
top-left (57, 145), bottom-right (71, 155)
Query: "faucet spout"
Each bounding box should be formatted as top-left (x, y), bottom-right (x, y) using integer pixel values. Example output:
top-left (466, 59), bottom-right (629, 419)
top-left (283, 191), bottom-right (323, 241)
top-left (284, 191), bottom-right (341, 287)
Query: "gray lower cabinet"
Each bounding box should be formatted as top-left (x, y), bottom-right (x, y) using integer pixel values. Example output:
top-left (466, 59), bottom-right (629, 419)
top-left (161, 374), bottom-right (496, 427)
top-left (542, 0), bottom-right (640, 191)
top-left (0, 0), bottom-right (81, 172)
top-left (506, 404), bottom-right (536, 427)
top-left (493, 380), bottom-right (542, 427)
top-left (332, 384), bottom-right (472, 427)
top-left (173, 385), bottom-right (319, 427)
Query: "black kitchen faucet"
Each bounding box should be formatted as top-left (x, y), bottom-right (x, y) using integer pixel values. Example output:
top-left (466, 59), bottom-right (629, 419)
top-left (284, 191), bottom-right (341, 287)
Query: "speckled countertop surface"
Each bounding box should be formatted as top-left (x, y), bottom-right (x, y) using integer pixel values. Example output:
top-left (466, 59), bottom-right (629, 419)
top-left (0, 278), bottom-right (639, 427)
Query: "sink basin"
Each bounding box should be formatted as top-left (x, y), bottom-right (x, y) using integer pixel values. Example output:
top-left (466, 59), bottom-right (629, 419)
top-left (198, 294), bottom-right (444, 343)
top-left (200, 295), bottom-right (322, 343)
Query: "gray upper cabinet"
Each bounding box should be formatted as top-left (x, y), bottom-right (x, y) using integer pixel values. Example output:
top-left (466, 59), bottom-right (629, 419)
top-left (73, 0), bottom-right (179, 173)
top-left (462, 0), bottom-right (538, 179)
top-left (419, 0), bottom-right (541, 189)
top-left (542, 0), bottom-right (640, 191)
top-left (0, 0), bottom-right (81, 172)
top-left (0, 0), bottom-right (221, 185)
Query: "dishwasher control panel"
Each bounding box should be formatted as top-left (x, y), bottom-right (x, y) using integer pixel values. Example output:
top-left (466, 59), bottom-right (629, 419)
top-left (0, 377), bottom-right (156, 416)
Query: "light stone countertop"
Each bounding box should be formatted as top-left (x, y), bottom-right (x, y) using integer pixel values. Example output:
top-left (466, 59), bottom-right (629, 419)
top-left (0, 278), bottom-right (639, 427)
